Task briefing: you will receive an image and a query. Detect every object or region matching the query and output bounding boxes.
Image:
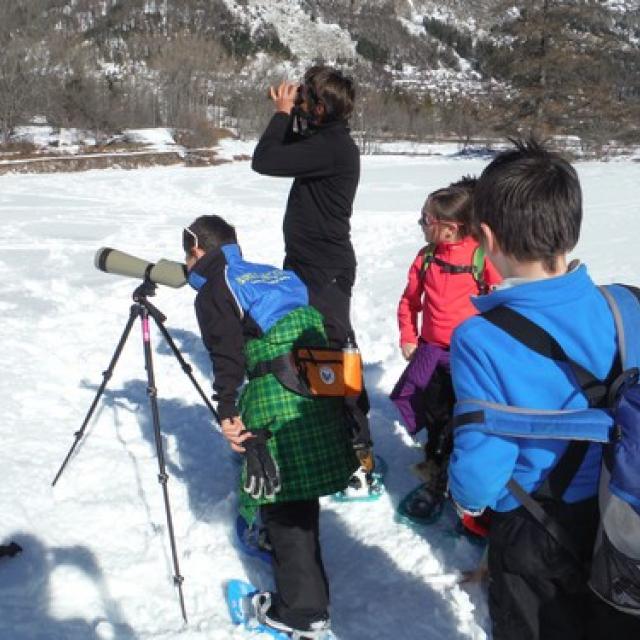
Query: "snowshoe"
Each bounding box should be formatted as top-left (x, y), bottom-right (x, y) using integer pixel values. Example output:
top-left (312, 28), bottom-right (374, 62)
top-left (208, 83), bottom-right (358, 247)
top-left (397, 483), bottom-right (445, 525)
top-left (332, 455), bottom-right (387, 503)
top-left (397, 493), bottom-right (488, 548)
top-left (226, 579), bottom-right (337, 639)
top-left (398, 456), bottom-right (449, 524)
top-left (253, 591), bottom-right (333, 639)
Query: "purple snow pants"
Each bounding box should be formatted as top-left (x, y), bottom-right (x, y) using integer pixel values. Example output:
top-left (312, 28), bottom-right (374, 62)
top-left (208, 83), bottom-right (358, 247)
top-left (389, 341), bottom-right (450, 436)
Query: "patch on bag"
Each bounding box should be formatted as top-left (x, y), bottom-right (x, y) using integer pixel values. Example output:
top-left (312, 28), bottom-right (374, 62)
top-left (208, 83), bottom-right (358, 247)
top-left (320, 366), bottom-right (336, 385)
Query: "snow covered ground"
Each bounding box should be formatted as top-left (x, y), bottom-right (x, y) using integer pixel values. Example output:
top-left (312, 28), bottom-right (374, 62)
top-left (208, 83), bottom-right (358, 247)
top-left (1, 154), bottom-right (639, 640)
top-left (8, 126), bottom-right (180, 156)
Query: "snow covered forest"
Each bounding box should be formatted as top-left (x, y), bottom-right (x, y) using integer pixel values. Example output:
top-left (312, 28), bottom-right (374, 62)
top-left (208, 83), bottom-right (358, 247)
top-left (2, 0), bottom-right (640, 151)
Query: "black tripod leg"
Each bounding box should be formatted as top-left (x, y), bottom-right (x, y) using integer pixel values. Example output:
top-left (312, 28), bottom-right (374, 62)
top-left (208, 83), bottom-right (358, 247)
top-left (52, 306), bottom-right (139, 487)
top-left (140, 308), bottom-right (187, 623)
top-left (152, 318), bottom-right (219, 423)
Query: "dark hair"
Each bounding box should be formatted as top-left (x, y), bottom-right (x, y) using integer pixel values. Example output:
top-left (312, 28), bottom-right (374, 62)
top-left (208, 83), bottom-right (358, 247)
top-left (303, 65), bottom-right (355, 122)
top-left (449, 174), bottom-right (477, 193)
top-left (183, 215), bottom-right (237, 254)
top-left (424, 186), bottom-right (474, 237)
top-left (474, 138), bottom-right (582, 271)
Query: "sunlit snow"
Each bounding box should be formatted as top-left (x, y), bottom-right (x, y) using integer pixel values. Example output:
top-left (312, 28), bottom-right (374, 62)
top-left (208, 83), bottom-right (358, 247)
top-left (1, 152), bottom-right (638, 639)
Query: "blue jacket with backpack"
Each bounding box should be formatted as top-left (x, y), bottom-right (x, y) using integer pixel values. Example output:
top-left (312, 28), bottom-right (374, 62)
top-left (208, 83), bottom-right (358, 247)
top-left (448, 264), bottom-right (617, 513)
top-left (449, 263), bottom-right (640, 617)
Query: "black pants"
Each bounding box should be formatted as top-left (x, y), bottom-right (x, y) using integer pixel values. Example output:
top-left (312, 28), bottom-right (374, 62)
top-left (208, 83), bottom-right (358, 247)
top-left (490, 496), bottom-right (640, 640)
top-left (489, 498), bottom-right (599, 640)
top-left (422, 365), bottom-right (455, 462)
top-left (587, 594), bottom-right (640, 640)
top-left (260, 499), bottom-right (329, 629)
top-left (285, 259), bottom-right (372, 448)
top-left (284, 259), bottom-right (355, 349)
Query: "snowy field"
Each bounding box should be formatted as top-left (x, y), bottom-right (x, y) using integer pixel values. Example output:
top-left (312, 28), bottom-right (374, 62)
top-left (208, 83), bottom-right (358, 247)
top-left (1, 154), bottom-right (639, 640)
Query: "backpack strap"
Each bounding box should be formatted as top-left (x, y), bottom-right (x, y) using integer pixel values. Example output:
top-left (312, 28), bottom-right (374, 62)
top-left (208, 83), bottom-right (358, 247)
top-left (420, 242), bottom-right (488, 295)
top-left (248, 353), bottom-right (313, 397)
top-left (481, 306), bottom-right (607, 407)
top-left (505, 477), bottom-right (585, 564)
top-left (419, 243), bottom-right (435, 281)
top-left (480, 305), bottom-right (609, 564)
top-left (471, 246), bottom-right (488, 294)
top-left (599, 284), bottom-right (640, 370)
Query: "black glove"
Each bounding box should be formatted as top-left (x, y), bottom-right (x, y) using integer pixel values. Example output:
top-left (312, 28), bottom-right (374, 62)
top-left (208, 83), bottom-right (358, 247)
top-left (243, 430), bottom-right (281, 500)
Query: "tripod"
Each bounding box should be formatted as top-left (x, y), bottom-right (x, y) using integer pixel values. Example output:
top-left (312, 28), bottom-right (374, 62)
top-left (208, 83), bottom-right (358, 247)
top-left (52, 279), bottom-right (219, 623)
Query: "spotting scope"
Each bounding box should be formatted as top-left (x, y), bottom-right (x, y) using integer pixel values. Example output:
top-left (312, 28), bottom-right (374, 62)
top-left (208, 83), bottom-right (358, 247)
top-left (95, 247), bottom-right (187, 288)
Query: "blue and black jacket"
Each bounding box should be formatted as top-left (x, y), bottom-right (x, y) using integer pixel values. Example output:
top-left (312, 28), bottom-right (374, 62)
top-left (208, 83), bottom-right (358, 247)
top-left (190, 243), bottom-right (308, 420)
top-left (448, 265), bottom-right (619, 512)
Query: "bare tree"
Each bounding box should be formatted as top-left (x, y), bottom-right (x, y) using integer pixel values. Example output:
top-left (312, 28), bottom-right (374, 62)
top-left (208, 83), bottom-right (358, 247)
top-left (0, 40), bottom-right (40, 144)
top-left (148, 33), bottom-right (231, 128)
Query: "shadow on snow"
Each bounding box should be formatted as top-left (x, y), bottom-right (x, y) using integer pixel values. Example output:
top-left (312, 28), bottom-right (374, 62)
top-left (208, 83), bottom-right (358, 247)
top-left (0, 533), bottom-right (136, 640)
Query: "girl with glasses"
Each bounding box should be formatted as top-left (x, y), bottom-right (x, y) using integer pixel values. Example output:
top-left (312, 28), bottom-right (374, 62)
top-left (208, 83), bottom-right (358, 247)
top-left (390, 178), bottom-right (501, 529)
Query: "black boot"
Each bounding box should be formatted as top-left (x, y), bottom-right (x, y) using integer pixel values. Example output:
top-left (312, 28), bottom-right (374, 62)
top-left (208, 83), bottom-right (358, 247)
top-left (253, 592), bottom-right (331, 639)
top-left (403, 483), bottom-right (446, 522)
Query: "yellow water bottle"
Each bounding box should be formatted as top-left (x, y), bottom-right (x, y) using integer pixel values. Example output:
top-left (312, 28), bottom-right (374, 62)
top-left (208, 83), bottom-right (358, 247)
top-left (343, 332), bottom-right (363, 397)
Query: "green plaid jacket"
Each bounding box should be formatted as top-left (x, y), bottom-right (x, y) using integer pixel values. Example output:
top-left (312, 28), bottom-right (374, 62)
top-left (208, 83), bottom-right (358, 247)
top-left (238, 306), bottom-right (358, 523)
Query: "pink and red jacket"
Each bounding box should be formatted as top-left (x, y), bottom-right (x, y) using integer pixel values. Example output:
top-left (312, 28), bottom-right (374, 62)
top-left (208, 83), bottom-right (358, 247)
top-left (398, 237), bottom-right (502, 348)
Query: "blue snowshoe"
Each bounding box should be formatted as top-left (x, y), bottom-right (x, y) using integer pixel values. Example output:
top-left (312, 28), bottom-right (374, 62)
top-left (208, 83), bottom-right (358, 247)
top-left (226, 579), bottom-right (337, 639)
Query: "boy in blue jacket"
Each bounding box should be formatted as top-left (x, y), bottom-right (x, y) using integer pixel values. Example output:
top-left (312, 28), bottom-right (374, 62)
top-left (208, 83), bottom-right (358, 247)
top-left (448, 140), bottom-right (638, 639)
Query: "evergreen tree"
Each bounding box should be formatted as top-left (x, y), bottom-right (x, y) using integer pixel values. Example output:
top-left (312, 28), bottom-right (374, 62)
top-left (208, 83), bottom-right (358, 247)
top-left (480, 0), bottom-right (640, 145)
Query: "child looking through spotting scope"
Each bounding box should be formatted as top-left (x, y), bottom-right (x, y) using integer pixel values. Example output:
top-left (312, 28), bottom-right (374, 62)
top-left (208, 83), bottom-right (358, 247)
top-left (391, 178), bottom-right (501, 526)
top-left (184, 215), bottom-right (357, 638)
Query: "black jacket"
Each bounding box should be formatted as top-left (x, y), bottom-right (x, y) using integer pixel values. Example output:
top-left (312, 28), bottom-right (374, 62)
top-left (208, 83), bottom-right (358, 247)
top-left (191, 249), bottom-right (261, 420)
top-left (252, 113), bottom-right (360, 281)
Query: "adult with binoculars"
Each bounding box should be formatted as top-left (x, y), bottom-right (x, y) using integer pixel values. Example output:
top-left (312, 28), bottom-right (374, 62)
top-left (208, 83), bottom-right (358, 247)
top-left (252, 65), bottom-right (374, 488)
